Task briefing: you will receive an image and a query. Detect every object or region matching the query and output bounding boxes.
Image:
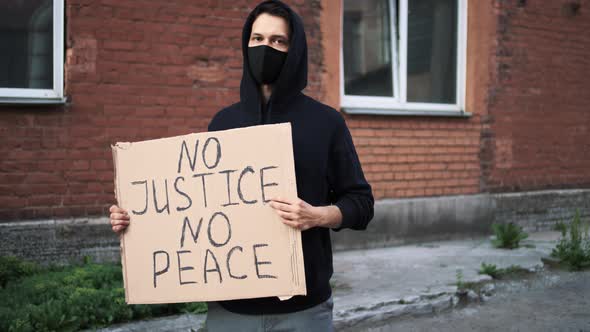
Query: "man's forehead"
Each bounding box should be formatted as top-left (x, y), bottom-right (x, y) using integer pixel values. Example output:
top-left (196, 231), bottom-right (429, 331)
top-left (251, 13), bottom-right (290, 38)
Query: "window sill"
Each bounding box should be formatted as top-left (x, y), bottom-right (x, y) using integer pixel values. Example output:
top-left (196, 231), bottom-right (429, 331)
top-left (0, 97), bottom-right (67, 106)
top-left (341, 107), bottom-right (472, 118)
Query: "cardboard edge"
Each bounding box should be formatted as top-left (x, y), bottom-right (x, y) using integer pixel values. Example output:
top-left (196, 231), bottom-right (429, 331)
top-left (128, 292), bottom-right (300, 305)
top-left (281, 123), bottom-right (307, 298)
top-left (111, 142), bottom-right (132, 304)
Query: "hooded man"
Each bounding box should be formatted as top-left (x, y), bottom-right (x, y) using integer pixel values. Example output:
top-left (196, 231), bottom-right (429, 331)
top-left (205, 1), bottom-right (374, 330)
top-left (110, 1), bottom-right (373, 330)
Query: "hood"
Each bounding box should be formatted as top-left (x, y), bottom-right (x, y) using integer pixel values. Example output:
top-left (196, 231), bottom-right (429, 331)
top-left (240, 0), bottom-right (308, 115)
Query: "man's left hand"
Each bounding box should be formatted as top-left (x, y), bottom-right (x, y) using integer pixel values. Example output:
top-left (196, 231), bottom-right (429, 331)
top-left (269, 197), bottom-right (342, 231)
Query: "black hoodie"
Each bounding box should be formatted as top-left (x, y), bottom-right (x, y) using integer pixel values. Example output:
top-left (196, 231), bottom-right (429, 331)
top-left (207, 0), bottom-right (374, 315)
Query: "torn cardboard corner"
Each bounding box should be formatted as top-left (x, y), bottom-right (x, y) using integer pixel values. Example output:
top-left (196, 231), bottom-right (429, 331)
top-left (111, 123), bottom-right (306, 304)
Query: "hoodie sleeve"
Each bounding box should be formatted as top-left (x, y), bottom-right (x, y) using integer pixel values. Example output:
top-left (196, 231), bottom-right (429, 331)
top-left (328, 116), bottom-right (374, 231)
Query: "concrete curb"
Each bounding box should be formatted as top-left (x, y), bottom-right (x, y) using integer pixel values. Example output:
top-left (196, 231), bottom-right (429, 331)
top-left (333, 293), bottom-right (457, 330)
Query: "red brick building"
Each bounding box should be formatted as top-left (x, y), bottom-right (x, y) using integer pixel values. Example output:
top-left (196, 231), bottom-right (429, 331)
top-left (1, 0), bottom-right (589, 261)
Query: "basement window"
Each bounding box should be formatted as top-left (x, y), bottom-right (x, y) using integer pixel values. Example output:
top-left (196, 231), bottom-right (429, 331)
top-left (0, 0), bottom-right (65, 104)
top-left (341, 0), bottom-right (468, 116)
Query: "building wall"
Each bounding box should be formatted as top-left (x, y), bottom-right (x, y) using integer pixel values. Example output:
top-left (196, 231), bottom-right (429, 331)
top-left (0, 0), bottom-right (323, 221)
top-left (482, 0), bottom-right (590, 192)
top-left (321, 0), bottom-right (492, 200)
top-left (1, 0), bottom-right (589, 223)
top-left (323, 0), bottom-right (590, 199)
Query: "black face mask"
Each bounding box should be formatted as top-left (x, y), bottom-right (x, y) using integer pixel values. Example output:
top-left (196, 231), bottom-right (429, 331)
top-left (248, 45), bottom-right (287, 85)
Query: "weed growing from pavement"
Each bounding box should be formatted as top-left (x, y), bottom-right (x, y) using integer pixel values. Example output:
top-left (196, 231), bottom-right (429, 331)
top-left (479, 262), bottom-right (500, 278)
top-left (551, 210), bottom-right (590, 271)
top-left (491, 222), bottom-right (529, 249)
top-left (455, 269), bottom-right (465, 291)
top-left (454, 268), bottom-right (485, 300)
top-left (553, 220), bottom-right (568, 234)
top-left (478, 263), bottom-right (530, 280)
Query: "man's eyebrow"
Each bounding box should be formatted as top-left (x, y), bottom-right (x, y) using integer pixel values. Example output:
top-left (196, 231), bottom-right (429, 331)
top-left (251, 32), bottom-right (289, 39)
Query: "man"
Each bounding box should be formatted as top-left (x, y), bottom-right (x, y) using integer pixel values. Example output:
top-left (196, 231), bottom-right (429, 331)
top-left (110, 1), bottom-right (374, 330)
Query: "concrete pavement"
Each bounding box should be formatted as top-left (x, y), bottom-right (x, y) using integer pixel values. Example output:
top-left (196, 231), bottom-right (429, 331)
top-left (95, 231), bottom-right (561, 331)
top-left (331, 231), bottom-right (559, 330)
top-left (355, 270), bottom-right (590, 331)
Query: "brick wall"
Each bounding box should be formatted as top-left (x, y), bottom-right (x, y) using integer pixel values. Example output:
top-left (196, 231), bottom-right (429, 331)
top-left (346, 116), bottom-right (482, 200)
top-left (0, 0), bottom-right (322, 221)
top-left (1, 0), bottom-right (589, 222)
top-left (482, 0), bottom-right (590, 192)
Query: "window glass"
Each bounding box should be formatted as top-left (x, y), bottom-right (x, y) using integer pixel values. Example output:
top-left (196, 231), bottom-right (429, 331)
top-left (407, 0), bottom-right (457, 103)
top-left (343, 0), bottom-right (393, 97)
top-left (0, 0), bottom-right (54, 89)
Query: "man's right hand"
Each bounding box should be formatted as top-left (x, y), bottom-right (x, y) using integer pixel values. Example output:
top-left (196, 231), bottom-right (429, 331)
top-left (110, 205), bottom-right (130, 234)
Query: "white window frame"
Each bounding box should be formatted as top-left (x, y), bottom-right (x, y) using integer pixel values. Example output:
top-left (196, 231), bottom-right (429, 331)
top-left (340, 0), bottom-right (469, 116)
top-left (0, 0), bottom-right (65, 104)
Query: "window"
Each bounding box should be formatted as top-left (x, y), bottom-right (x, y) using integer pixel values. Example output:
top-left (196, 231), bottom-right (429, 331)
top-left (0, 0), bottom-right (64, 104)
top-left (341, 0), bottom-right (468, 116)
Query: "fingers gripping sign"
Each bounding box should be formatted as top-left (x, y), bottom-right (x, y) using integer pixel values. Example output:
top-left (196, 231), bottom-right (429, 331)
top-left (110, 204), bottom-right (130, 233)
top-left (268, 197), bottom-right (324, 231)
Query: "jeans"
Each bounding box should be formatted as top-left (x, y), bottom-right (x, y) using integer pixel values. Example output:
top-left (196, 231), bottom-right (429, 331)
top-left (203, 296), bottom-right (334, 332)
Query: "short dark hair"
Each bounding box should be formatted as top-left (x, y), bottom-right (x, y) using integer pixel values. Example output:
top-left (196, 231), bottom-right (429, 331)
top-left (251, 1), bottom-right (292, 38)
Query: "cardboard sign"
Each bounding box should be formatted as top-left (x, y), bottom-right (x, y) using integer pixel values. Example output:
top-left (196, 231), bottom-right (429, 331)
top-left (111, 123), bottom-right (306, 304)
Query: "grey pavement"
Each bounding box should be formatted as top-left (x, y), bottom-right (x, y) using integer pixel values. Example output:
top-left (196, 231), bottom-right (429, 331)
top-left (355, 270), bottom-right (590, 332)
top-left (95, 231), bottom-right (561, 332)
